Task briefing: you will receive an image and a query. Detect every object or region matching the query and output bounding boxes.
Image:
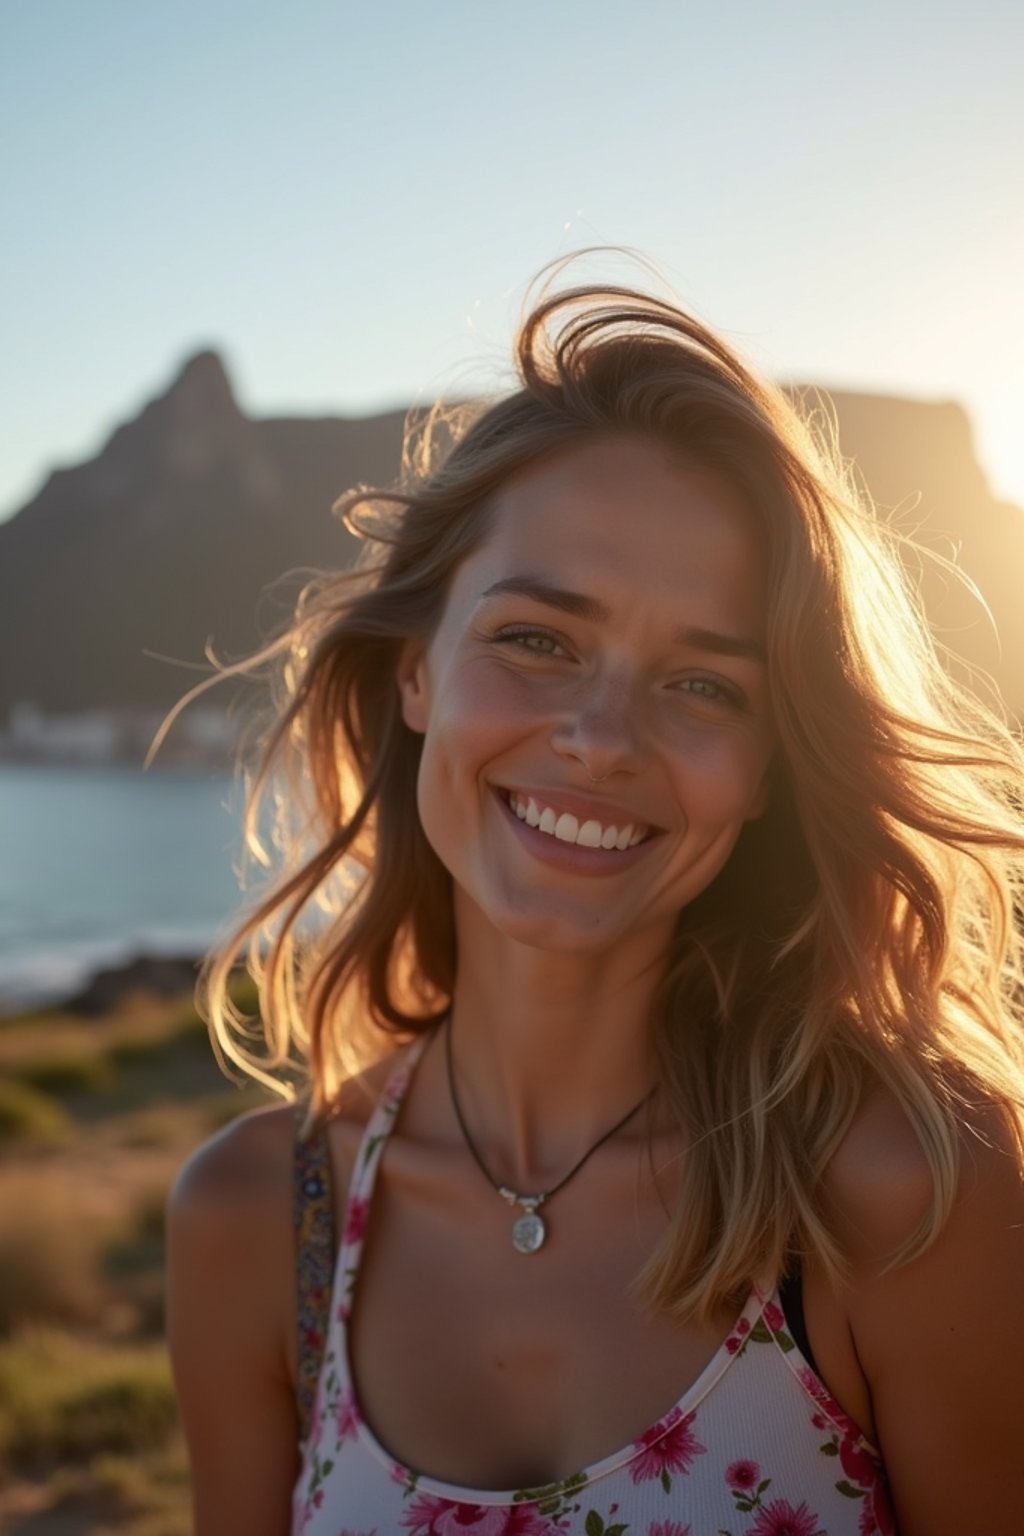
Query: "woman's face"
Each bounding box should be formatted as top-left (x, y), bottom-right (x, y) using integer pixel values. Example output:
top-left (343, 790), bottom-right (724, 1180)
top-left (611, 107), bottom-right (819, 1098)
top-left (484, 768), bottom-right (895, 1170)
top-left (397, 434), bottom-right (774, 954)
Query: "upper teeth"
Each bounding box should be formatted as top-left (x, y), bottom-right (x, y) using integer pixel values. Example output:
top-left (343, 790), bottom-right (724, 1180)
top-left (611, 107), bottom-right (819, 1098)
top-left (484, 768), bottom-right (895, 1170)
top-left (508, 793), bottom-right (648, 850)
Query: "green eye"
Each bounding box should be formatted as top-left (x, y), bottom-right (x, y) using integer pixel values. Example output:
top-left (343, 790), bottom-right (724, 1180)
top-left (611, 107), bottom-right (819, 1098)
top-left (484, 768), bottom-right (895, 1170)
top-left (678, 676), bottom-right (743, 707)
top-left (494, 627), bottom-right (568, 657)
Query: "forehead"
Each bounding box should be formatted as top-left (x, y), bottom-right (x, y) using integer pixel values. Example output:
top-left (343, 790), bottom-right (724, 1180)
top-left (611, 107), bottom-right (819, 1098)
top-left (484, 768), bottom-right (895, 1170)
top-left (453, 434), bottom-right (765, 629)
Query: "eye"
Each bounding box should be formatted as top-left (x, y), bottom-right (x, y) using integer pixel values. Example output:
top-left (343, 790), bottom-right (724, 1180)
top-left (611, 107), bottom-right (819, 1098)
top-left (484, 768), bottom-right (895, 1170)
top-left (675, 675), bottom-right (744, 707)
top-left (493, 626), bottom-right (570, 657)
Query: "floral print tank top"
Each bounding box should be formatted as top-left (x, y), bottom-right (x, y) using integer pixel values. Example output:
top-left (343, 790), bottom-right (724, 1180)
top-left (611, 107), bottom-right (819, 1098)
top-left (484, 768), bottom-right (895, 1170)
top-left (291, 1037), bottom-right (895, 1536)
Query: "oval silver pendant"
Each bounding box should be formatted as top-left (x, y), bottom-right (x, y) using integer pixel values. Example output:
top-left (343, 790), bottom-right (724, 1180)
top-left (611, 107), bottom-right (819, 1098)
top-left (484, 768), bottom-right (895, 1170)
top-left (512, 1210), bottom-right (546, 1254)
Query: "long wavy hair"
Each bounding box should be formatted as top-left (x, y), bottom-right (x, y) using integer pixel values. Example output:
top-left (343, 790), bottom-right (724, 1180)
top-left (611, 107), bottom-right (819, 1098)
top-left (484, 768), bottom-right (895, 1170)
top-left (195, 268), bottom-right (1024, 1322)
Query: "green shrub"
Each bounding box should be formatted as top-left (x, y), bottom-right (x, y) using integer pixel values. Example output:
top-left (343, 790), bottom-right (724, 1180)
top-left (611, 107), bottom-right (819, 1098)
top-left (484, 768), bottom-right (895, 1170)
top-left (0, 1329), bottom-right (178, 1472)
top-left (171, 1012), bottom-right (213, 1050)
top-left (0, 1079), bottom-right (70, 1144)
top-left (108, 1012), bottom-right (208, 1069)
top-left (15, 1052), bottom-right (117, 1096)
top-left (108, 1032), bottom-right (164, 1067)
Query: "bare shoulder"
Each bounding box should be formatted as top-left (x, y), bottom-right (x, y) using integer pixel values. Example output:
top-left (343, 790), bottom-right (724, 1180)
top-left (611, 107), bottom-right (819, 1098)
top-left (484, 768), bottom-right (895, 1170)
top-left (166, 1100), bottom-right (300, 1397)
top-left (822, 1075), bottom-right (1024, 1269)
top-left (169, 1048), bottom-right (397, 1219)
top-left (822, 1079), bottom-right (1024, 1534)
top-left (170, 1099), bottom-right (298, 1222)
top-left (820, 1076), bottom-right (935, 1263)
top-left (165, 1059), bottom-right (400, 1536)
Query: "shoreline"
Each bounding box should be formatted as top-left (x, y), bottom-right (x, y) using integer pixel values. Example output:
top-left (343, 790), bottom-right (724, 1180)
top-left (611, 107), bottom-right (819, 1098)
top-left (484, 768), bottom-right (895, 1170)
top-left (1, 949), bottom-right (205, 1021)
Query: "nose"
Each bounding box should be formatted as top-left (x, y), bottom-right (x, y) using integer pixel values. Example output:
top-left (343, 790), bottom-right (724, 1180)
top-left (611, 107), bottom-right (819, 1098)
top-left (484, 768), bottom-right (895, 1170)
top-left (549, 671), bottom-right (649, 783)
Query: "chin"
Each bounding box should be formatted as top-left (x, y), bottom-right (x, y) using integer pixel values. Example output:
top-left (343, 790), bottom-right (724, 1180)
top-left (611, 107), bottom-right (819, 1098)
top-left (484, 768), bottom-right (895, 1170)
top-left (476, 889), bottom-right (643, 955)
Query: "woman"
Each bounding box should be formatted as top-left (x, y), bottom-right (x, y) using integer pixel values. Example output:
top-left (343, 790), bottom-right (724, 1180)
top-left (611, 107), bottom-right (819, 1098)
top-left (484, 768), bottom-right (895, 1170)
top-left (167, 271), bottom-right (1024, 1536)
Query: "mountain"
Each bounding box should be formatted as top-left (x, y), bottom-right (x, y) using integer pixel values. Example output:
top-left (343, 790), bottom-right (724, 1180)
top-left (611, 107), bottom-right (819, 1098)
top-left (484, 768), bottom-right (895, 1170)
top-left (0, 356), bottom-right (1021, 722)
top-left (796, 386), bottom-right (1022, 708)
top-left (0, 354), bottom-right (400, 718)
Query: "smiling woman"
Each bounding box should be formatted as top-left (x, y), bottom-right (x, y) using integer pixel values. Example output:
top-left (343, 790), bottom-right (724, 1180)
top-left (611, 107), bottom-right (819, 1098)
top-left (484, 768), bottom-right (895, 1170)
top-left (395, 439), bottom-right (774, 956)
top-left (166, 264), bottom-right (1024, 1536)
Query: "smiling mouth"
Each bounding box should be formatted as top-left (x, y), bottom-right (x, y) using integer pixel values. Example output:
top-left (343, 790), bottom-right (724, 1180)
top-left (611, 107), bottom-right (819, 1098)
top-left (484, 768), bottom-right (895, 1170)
top-left (501, 790), bottom-right (653, 851)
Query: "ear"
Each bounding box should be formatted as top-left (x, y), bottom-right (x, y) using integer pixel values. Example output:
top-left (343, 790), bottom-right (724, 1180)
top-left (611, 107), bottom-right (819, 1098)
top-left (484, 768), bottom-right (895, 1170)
top-left (396, 640), bottom-right (430, 734)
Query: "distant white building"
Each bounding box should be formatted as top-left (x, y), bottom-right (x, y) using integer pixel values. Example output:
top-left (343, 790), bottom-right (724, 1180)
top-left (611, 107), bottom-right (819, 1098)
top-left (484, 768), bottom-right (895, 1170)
top-left (0, 702), bottom-right (240, 768)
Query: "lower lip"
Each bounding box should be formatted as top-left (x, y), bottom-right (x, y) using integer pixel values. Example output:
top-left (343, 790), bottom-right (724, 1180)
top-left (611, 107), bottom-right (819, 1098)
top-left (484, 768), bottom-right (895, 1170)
top-left (492, 790), bottom-right (660, 876)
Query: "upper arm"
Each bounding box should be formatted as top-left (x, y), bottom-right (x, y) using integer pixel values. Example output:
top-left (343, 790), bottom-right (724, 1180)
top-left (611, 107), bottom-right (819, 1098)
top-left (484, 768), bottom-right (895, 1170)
top-left (834, 1099), bottom-right (1024, 1536)
top-left (166, 1106), bottom-right (301, 1536)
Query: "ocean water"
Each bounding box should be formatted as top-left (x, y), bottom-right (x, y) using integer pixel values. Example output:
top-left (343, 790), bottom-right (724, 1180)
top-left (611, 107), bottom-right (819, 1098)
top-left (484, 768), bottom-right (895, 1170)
top-left (0, 764), bottom-right (250, 1011)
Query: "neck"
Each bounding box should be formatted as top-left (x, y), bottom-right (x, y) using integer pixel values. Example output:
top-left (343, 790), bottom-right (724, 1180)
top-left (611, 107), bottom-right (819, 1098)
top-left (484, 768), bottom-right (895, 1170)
top-left (442, 893), bottom-right (672, 1192)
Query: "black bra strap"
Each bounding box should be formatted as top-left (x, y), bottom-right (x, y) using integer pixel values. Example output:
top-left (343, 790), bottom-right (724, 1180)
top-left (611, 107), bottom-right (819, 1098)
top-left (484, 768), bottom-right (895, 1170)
top-left (293, 1104), bottom-right (336, 1445)
top-left (778, 1264), bottom-right (819, 1378)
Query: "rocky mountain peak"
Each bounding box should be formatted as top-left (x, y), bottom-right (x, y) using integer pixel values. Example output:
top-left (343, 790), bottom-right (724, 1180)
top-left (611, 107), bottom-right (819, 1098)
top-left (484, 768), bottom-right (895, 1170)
top-left (0, 371), bottom-right (1019, 722)
top-left (160, 348), bottom-right (240, 425)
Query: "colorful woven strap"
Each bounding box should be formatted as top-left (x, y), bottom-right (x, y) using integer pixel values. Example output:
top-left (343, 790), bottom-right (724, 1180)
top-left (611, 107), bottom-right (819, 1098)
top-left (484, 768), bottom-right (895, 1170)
top-left (292, 1103), bottom-right (336, 1446)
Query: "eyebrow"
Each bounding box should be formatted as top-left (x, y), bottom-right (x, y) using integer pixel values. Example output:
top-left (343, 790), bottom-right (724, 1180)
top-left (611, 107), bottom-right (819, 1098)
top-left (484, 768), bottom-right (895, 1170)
top-left (479, 576), bottom-right (766, 663)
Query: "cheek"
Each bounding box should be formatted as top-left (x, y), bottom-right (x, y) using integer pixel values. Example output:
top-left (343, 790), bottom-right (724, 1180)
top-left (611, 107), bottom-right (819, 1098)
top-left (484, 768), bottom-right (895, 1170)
top-left (412, 668), bottom-right (522, 848)
top-left (422, 665), bottom-right (537, 777)
top-left (670, 726), bottom-right (771, 814)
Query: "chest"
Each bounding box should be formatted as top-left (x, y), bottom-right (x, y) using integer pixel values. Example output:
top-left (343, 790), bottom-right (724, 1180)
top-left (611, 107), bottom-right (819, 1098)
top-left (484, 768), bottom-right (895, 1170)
top-left (342, 1147), bottom-right (738, 1489)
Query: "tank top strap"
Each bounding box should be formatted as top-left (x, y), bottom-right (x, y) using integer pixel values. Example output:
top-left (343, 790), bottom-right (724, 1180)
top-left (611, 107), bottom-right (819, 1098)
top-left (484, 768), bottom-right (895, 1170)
top-left (293, 1032), bottom-right (431, 1443)
top-left (293, 1100), bottom-right (336, 1446)
top-left (335, 1032), bottom-right (431, 1289)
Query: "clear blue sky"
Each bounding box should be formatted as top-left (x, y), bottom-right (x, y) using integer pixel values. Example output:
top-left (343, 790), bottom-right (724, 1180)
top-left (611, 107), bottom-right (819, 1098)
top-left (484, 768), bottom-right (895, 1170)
top-left (3, 0), bottom-right (1022, 518)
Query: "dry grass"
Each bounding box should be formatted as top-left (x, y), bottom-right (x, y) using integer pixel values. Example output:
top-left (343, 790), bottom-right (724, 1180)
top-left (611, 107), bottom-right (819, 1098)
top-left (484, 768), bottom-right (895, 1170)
top-left (0, 976), bottom-right (275, 1530)
top-left (0, 1176), bottom-right (112, 1336)
top-left (0, 1332), bottom-right (189, 1535)
top-left (0, 1079), bottom-right (71, 1146)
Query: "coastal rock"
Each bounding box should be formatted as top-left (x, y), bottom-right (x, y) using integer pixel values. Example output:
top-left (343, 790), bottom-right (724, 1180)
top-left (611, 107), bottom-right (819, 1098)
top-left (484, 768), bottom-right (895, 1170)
top-left (64, 954), bottom-right (200, 1016)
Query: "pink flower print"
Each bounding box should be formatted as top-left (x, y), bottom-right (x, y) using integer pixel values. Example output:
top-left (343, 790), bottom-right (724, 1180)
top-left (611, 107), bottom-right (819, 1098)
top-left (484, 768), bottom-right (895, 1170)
top-left (761, 1300), bottom-right (786, 1334)
top-left (400, 1495), bottom-right (554, 1534)
top-left (383, 1070), bottom-right (410, 1110)
top-left (858, 1480), bottom-right (895, 1536)
top-left (839, 1433), bottom-right (876, 1490)
top-left (797, 1365), bottom-right (835, 1412)
top-left (391, 1460), bottom-right (411, 1485)
top-left (630, 1405), bottom-right (706, 1488)
top-left (307, 1395), bottom-right (323, 1449)
top-left (725, 1459), bottom-right (761, 1490)
top-left (724, 1314), bottom-right (752, 1354)
top-left (748, 1498), bottom-right (823, 1536)
top-left (336, 1386), bottom-right (360, 1441)
top-left (648, 1524), bottom-right (691, 1536)
top-left (344, 1195), bottom-right (371, 1245)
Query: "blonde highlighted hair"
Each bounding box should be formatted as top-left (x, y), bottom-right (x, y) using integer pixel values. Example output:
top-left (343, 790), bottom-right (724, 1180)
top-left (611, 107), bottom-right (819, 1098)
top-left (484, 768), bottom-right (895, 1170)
top-left (196, 267), bottom-right (1024, 1322)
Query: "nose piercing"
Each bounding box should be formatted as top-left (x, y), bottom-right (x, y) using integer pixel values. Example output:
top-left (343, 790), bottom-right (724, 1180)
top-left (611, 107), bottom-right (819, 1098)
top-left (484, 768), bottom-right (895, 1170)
top-left (587, 770), bottom-right (612, 784)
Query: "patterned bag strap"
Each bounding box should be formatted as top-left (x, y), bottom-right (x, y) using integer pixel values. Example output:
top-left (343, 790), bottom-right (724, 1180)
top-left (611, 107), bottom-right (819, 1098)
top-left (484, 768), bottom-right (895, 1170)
top-left (293, 1101), bottom-right (336, 1445)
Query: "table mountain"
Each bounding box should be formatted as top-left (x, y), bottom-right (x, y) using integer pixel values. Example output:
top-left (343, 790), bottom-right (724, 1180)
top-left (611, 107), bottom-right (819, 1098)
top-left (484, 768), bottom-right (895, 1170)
top-left (1, 355), bottom-right (1020, 721)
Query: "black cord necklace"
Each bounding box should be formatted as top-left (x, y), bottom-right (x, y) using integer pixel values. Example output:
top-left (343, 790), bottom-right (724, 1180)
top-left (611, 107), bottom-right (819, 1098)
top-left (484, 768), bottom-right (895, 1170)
top-left (444, 1015), bottom-right (653, 1254)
